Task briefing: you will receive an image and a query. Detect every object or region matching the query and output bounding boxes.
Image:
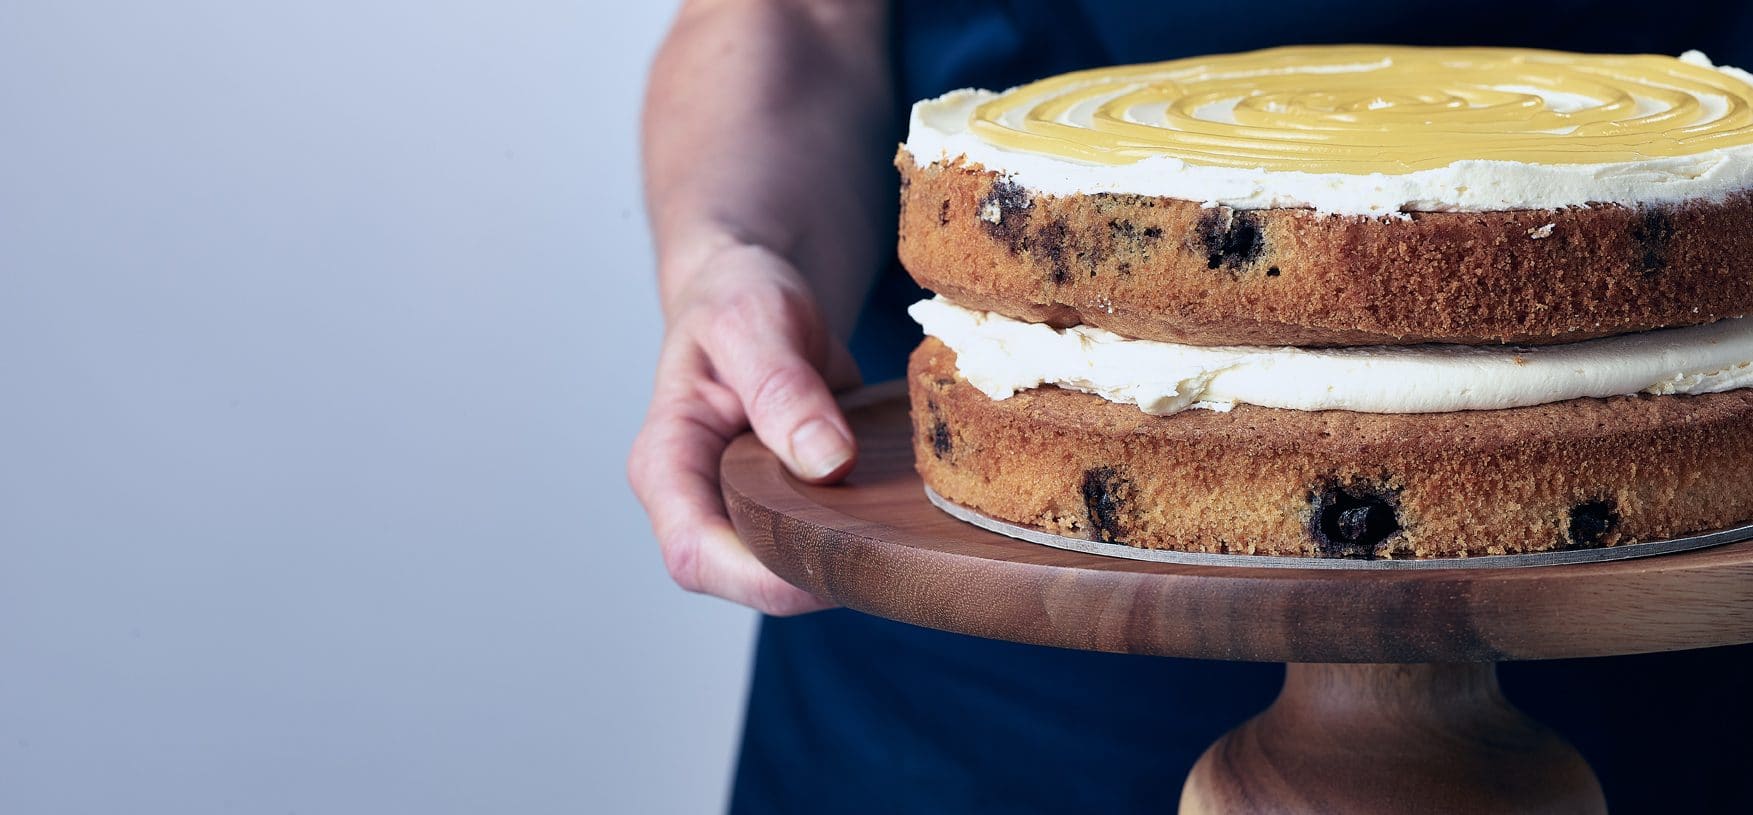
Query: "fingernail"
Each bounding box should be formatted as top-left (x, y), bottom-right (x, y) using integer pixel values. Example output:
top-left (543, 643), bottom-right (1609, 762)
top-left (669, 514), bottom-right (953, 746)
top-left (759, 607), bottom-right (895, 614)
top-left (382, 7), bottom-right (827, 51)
top-left (788, 419), bottom-right (852, 479)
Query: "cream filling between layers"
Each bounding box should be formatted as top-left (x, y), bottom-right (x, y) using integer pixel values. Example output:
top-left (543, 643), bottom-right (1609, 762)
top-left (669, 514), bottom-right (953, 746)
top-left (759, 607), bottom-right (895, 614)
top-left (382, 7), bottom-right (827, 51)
top-left (910, 297), bottom-right (1753, 415)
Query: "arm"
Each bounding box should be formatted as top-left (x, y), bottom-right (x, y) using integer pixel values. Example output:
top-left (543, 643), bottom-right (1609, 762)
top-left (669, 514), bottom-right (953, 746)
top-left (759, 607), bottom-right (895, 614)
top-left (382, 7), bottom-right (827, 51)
top-left (629, 0), bottom-right (893, 614)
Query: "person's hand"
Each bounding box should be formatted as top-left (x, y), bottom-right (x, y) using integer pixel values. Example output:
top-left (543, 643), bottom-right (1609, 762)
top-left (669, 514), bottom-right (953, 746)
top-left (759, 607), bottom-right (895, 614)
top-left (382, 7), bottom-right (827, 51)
top-left (628, 241), bottom-right (861, 615)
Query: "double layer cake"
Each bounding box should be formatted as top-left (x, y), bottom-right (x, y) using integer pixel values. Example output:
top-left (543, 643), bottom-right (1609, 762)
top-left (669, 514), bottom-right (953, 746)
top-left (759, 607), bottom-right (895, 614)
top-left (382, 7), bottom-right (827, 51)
top-left (898, 45), bottom-right (1753, 558)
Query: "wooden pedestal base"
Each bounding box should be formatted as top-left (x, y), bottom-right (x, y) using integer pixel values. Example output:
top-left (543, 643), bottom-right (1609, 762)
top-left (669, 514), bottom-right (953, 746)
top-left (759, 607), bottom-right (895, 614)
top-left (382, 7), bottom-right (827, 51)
top-left (1181, 663), bottom-right (1605, 814)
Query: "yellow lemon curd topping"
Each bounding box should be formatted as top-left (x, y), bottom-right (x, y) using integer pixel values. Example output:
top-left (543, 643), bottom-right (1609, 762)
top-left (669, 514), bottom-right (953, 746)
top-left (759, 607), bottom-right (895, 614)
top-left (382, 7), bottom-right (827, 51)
top-left (967, 45), bottom-right (1753, 174)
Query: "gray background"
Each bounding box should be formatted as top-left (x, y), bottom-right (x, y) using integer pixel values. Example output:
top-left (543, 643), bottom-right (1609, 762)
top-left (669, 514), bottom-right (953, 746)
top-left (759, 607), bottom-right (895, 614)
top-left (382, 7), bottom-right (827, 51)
top-left (1, 3), bottom-right (758, 813)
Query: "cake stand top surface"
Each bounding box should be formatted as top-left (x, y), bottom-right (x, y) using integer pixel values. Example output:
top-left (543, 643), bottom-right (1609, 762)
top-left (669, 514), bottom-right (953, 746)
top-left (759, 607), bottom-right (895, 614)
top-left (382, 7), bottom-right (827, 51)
top-left (721, 383), bottom-right (1753, 662)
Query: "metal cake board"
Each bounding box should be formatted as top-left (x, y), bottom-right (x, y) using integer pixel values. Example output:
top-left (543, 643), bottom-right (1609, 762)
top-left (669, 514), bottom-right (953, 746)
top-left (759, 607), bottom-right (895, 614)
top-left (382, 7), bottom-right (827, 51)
top-left (924, 485), bottom-right (1753, 570)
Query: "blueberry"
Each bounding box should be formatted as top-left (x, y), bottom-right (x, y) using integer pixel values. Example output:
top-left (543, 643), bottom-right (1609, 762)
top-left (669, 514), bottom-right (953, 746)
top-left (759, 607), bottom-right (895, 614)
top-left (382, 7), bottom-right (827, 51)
top-left (1567, 500), bottom-right (1618, 548)
top-left (1081, 467), bottom-right (1132, 544)
top-left (1309, 482), bottom-right (1401, 557)
top-left (930, 419), bottom-right (952, 458)
top-left (1631, 209), bottom-right (1673, 274)
top-left (1196, 209), bottom-right (1264, 270)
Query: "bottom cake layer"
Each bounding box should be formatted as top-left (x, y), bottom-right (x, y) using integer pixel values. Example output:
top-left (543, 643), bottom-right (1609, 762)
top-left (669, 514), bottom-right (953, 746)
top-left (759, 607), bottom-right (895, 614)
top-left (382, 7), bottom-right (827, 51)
top-left (909, 337), bottom-right (1753, 558)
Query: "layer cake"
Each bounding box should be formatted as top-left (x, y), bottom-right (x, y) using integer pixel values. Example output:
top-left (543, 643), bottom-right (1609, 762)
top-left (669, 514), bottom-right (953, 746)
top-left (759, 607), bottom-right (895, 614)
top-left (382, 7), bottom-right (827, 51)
top-left (898, 45), bottom-right (1753, 558)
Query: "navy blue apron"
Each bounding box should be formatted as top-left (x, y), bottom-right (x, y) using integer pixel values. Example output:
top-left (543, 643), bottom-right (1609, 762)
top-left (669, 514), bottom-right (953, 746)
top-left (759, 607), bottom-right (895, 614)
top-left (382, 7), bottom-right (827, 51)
top-left (733, 4), bottom-right (1753, 811)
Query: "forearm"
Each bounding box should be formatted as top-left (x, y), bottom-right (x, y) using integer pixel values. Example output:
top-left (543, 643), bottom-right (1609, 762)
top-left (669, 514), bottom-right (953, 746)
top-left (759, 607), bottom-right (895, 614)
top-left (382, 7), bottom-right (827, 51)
top-left (642, 0), bottom-right (893, 334)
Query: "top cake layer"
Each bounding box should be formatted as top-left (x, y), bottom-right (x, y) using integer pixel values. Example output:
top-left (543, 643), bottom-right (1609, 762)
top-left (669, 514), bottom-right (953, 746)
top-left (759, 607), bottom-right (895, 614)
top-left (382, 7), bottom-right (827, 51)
top-left (906, 46), bottom-right (1753, 215)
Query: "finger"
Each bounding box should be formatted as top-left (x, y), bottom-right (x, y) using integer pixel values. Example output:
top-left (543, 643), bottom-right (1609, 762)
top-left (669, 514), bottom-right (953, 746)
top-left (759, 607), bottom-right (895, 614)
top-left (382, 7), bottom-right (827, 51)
top-left (676, 524), bottom-right (835, 617)
top-left (628, 396), bottom-right (834, 616)
top-left (706, 290), bottom-right (857, 484)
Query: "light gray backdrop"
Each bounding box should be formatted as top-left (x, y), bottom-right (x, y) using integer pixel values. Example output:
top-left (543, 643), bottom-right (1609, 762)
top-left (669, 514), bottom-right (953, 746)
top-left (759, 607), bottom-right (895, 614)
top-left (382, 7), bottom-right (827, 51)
top-left (0, 3), bottom-right (757, 813)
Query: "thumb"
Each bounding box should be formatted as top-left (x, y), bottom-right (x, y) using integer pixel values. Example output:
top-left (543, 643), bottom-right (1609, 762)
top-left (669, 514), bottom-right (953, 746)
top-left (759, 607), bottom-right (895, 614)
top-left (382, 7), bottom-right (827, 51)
top-left (706, 294), bottom-right (857, 483)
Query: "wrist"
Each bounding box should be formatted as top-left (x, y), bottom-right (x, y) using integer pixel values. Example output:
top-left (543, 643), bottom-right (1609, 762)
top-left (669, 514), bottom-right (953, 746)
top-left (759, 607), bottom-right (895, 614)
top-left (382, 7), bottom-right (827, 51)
top-left (657, 233), bottom-right (807, 322)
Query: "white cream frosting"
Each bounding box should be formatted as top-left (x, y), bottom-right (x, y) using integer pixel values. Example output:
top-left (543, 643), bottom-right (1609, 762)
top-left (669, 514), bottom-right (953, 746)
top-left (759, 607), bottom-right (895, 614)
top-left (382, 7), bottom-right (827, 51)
top-left (910, 297), bottom-right (1753, 415)
top-left (904, 52), bottom-right (1753, 216)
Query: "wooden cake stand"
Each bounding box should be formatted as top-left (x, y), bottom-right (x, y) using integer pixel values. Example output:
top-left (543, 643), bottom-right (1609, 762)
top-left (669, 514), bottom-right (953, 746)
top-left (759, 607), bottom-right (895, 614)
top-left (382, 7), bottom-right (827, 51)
top-left (721, 383), bottom-right (1753, 814)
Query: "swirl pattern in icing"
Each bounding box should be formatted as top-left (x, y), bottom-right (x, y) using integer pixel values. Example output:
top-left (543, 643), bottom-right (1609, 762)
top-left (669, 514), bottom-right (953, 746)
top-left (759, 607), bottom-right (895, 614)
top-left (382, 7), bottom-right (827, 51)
top-left (968, 45), bottom-right (1753, 174)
